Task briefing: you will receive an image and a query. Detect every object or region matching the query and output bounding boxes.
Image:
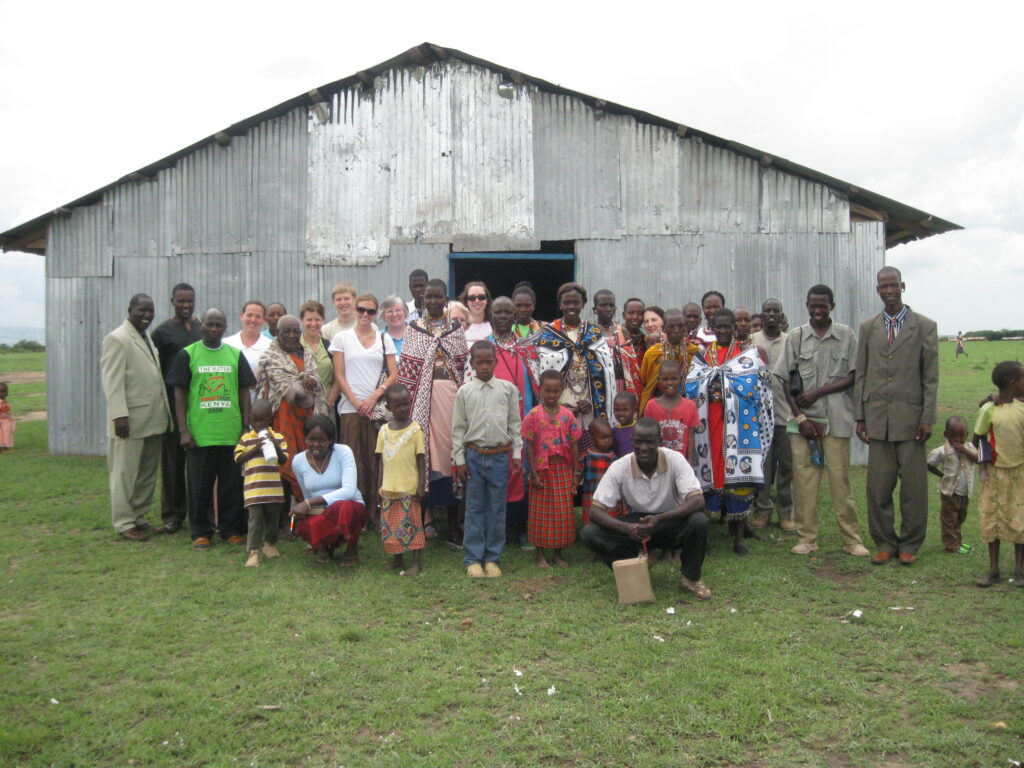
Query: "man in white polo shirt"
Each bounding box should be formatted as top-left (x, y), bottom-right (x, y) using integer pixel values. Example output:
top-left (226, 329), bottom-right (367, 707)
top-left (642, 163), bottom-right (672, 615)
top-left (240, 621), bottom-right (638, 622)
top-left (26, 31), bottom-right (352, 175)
top-left (580, 418), bottom-right (712, 600)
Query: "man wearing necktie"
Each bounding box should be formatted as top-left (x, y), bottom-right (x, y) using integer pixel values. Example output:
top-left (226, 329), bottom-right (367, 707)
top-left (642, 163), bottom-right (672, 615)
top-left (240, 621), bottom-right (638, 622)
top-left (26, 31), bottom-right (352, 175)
top-left (101, 294), bottom-right (172, 541)
top-left (854, 267), bottom-right (939, 565)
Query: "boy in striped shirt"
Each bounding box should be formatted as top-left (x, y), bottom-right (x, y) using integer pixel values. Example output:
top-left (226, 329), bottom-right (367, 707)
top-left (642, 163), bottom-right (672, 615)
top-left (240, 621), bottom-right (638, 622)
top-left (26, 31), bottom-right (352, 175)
top-left (233, 400), bottom-right (289, 567)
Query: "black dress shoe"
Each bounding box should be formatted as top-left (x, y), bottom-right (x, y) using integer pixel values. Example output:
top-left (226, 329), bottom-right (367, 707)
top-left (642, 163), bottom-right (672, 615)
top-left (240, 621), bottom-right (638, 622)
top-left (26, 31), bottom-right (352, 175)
top-left (161, 521), bottom-right (182, 534)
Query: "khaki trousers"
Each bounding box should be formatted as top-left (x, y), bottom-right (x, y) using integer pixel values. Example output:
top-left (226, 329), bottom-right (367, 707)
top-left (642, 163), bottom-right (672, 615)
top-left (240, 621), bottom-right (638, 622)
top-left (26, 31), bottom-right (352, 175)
top-left (108, 434), bottom-right (163, 533)
top-left (789, 434), bottom-right (864, 548)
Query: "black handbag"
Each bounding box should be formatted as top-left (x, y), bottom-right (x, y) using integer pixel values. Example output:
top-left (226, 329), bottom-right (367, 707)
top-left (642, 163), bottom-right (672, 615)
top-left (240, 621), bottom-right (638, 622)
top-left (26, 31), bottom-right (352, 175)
top-left (787, 330), bottom-right (804, 398)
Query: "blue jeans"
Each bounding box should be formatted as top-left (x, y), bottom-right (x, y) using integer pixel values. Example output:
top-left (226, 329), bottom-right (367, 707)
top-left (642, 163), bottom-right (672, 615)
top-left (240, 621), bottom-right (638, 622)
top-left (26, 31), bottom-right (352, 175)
top-left (463, 449), bottom-right (510, 566)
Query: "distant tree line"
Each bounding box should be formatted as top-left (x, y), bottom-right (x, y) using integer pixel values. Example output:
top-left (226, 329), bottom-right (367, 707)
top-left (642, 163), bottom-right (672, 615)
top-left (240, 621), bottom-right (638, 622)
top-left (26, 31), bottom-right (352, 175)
top-left (952, 330), bottom-right (1024, 341)
top-left (0, 340), bottom-right (45, 353)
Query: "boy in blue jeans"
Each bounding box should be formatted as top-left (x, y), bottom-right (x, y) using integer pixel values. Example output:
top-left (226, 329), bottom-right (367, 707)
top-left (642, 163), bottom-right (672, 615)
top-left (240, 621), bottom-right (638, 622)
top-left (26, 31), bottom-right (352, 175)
top-left (452, 341), bottom-right (523, 578)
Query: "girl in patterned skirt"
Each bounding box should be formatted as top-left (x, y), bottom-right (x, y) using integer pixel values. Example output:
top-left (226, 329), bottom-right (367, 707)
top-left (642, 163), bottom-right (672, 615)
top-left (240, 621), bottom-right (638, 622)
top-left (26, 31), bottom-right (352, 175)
top-left (972, 361), bottom-right (1024, 588)
top-left (523, 370), bottom-right (582, 568)
top-left (375, 383), bottom-right (426, 576)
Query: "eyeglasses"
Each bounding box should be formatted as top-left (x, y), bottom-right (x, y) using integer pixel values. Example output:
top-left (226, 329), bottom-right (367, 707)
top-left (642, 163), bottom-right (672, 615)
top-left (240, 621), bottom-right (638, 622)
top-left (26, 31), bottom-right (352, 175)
top-left (355, 306), bottom-right (378, 316)
top-left (466, 294), bottom-right (488, 302)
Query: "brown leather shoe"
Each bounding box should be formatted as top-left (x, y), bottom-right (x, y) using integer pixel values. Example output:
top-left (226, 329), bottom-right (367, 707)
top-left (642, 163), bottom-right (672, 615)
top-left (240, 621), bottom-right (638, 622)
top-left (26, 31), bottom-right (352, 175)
top-left (119, 528), bottom-right (149, 541)
top-left (898, 552), bottom-right (917, 566)
top-left (226, 535), bottom-right (246, 545)
top-left (135, 523), bottom-right (165, 535)
top-left (870, 551), bottom-right (894, 565)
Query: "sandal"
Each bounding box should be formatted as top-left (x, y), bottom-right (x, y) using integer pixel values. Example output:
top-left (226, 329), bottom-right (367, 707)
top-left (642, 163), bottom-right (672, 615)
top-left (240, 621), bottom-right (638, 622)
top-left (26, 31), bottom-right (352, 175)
top-left (975, 572), bottom-right (1000, 587)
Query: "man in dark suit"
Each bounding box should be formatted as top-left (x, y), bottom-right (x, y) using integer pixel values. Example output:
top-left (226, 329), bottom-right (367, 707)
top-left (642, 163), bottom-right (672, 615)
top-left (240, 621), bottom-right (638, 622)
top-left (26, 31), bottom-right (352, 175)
top-left (854, 267), bottom-right (939, 565)
top-left (101, 294), bottom-right (172, 541)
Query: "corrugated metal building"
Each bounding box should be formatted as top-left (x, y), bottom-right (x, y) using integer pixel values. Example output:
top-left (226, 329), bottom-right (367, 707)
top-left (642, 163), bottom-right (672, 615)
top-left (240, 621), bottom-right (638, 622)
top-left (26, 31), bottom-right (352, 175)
top-left (1, 43), bottom-right (960, 456)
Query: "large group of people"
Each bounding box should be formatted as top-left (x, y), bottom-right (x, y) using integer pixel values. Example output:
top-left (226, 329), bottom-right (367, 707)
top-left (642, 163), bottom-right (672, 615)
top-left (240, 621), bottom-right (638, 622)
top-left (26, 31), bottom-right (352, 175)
top-left (99, 264), bottom-right (1024, 597)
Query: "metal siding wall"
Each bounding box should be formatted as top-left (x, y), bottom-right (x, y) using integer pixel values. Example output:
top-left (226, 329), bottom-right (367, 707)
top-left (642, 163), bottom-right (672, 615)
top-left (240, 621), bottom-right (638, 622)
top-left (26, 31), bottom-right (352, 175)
top-left (532, 91), bottom-right (623, 241)
top-left (306, 86), bottom-right (391, 265)
top-left (620, 122), bottom-right (683, 236)
top-left (252, 109), bottom-right (308, 254)
top-left (47, 205), bottom-right (113, 278)
top-left (47, 276), bottom-right (112, 455)
top-left (760, 168), bottom-right (849, 234)
top-left (450, 65), bottom-right (537, 251)
top-left (174, 138), bottom-right (252, 255)
top-left (387, 66), bottom-right (454, 244)
top-left (679, 139), bottom-right (761, 234)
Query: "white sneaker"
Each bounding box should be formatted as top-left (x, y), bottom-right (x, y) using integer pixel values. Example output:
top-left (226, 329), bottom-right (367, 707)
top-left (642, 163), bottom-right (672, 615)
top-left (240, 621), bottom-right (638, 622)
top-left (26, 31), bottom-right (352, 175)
top-left (245, 550), bottom-right (261, 567)
top-left (790, 541), bottom-right (819, 555)
top-left (844, 544), bottom-right (870, 557)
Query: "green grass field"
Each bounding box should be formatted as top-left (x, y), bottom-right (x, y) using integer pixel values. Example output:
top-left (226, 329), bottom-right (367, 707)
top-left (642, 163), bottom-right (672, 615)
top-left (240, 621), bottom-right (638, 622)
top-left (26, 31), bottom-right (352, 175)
top-left (2, 344), bottom-right (1023, 767)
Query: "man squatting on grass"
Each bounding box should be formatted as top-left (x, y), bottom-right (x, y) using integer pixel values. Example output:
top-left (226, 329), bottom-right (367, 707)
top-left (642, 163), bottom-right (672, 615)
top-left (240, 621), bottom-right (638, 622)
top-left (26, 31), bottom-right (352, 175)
top-left (581, 418), bottom-right (712, 600)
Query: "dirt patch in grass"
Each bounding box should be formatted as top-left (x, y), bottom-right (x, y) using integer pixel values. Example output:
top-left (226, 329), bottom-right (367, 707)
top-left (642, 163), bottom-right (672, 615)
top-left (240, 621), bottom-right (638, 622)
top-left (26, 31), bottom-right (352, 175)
top-left (936, 661), bottom-right (1020, 702)
top-left (810, 555), bottom-right (863, 588)
top-left (16, 410), bottom-right (47, 422)
top-left (1, 371), bottom-right (45, 383)
top-left (511, 575), bottom-right (569, 600)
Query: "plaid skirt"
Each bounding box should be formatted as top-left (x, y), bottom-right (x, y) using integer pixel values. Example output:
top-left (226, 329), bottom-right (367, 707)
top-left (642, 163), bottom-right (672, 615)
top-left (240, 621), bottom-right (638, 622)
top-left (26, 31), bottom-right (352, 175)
top-left (295, 500), bottom-right (367, 550)
top-left (528, 456), bottom-right (577, 548)
top-left (381, 495), bottom-right (426, 553)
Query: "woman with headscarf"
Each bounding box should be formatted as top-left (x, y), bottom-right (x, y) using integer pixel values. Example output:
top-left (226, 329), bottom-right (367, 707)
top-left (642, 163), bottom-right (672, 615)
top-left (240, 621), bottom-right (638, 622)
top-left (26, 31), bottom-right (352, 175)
top-left (256, 315), bottom-right (329, 500)
top-left (397, 279), bottom-right (469, 542)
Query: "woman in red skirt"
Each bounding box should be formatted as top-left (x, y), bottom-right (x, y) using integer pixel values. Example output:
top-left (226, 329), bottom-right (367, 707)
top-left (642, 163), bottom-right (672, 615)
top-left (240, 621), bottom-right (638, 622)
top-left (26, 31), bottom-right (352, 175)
top-left (523, 370), bottom-right (583, 568)
top-left (289, 415), bottom-right (367, 565)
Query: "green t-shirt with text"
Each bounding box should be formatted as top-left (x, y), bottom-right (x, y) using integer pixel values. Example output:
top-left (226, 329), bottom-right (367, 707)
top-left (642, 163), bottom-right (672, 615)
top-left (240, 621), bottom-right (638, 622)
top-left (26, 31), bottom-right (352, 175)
top-left (180, 342), bottom-right (247, 447)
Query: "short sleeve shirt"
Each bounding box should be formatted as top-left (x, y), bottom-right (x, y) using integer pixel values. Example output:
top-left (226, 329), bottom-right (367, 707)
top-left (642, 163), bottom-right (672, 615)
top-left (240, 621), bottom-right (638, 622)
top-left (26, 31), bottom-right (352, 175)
top-left (772, 322), bottom-right (857, 438)
top-left (521, 405), bottom-right (582, 470)
top-left (592, 448), bottom-right (702, 515)
top-left (329, 329), bottom-right (397, 414)
top-left (167, 341), bottom-right (256, 447)
top-left (376, 421), bottom-right (426, 496)
top-left (643, 398), bottom-right (699, 456)
top-left (974, 401), bottom-right (1024, 468)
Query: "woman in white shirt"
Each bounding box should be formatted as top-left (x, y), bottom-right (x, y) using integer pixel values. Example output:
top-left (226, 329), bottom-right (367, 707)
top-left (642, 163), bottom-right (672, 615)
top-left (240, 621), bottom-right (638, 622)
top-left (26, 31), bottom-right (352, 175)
top-left (460, 281), bottom-right (493, 342)
top-left (330, 293), bottom-right (397, 523)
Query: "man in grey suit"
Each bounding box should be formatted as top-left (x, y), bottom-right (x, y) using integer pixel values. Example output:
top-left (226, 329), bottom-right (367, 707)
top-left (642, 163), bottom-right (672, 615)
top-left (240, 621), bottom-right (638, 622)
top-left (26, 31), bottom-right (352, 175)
top-left (854, 267), bottom-right (939, 565)
top-left (100, 294), bottom-right (172, 541)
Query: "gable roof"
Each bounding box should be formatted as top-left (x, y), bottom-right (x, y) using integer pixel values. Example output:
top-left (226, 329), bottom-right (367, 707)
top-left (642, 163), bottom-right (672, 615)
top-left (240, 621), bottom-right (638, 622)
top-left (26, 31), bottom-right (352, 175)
top-left (0, 42), bottom-right (960, 255)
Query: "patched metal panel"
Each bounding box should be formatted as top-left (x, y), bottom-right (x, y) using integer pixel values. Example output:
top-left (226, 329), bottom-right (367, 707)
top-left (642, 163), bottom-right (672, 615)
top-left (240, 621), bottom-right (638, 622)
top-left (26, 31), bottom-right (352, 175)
top-left (533, 91), bottom-right (622, 241)
top-left (620, 122), bottom-right (682, 235)
top-left (252, 108), bottom-right (309, 254)
top-left (760, 168), bottom-right (849, 234)
top-left (450, 64), bottom-right (537, 251)
top-left (174, 138), bottom-right (252, 255)
top-left (306, 86), bottom-right (391, 265)
top-left (679, 139), bottom-right (761, 234)
top-left (47, 276), bottom-right (112, 455)
top-left (47, 205), bottom-right (113, 277)
top-left (386, 66), bottom-right (454, 244)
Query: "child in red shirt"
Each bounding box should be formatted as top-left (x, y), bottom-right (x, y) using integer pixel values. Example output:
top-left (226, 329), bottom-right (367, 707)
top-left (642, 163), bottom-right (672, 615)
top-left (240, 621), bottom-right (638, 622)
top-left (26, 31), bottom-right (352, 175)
top-left (643, 359), bottom-right (698, 464)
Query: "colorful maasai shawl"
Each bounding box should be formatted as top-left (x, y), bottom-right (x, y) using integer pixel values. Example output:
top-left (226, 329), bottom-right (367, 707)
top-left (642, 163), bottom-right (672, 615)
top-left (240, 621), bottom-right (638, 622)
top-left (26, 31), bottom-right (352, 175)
top-left (638, 340), bottom-right (700, 415)
top-left (685, 346), bottom-right (774, 492)
top-left (599, 326), bottom-right (642, 398)
top-left (489, 331), bottom-right (539, 416)
top-left (256, 339), bottom-right (329, 416)
top-left (532, 320), bottom-right (616, 421)
top-left (397, 317), bottom-right (468, 485)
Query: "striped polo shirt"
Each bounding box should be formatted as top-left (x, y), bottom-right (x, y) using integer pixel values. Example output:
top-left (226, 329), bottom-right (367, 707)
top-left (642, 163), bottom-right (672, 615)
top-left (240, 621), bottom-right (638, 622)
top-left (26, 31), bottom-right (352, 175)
top-left (233, 428), bottom-right (289, 506)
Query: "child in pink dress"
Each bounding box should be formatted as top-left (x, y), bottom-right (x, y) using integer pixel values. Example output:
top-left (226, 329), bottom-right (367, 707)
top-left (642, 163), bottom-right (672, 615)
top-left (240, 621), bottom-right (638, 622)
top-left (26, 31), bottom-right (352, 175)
top-left (642, 360), bottom-right (698, 462)
top-left (0, 382), bottom-right (13, 450)
top-left (523, 370), bottom-right (582, 568)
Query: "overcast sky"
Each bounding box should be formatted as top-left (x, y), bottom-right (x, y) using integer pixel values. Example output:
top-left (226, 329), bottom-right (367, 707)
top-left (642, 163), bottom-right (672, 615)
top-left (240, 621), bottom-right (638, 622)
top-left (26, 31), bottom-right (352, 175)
top-left (2, 1), bottom-right (1021, 334)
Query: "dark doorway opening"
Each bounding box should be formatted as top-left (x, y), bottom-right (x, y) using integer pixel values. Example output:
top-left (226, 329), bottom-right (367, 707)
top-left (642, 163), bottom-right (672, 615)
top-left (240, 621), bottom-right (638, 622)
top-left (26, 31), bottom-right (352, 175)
top-left (449, 253), bottom-right (575, 322)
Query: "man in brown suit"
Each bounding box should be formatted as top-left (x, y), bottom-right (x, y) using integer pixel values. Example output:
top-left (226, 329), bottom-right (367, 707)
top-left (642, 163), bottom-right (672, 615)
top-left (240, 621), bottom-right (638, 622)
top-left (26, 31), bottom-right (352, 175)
top-left (101, 294), bottom-right (172, 541)
top-left (854, 267), bottom-right (939, 565)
